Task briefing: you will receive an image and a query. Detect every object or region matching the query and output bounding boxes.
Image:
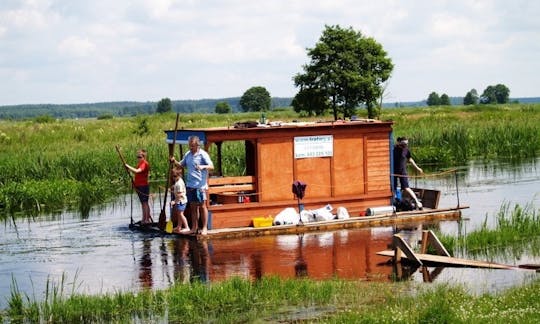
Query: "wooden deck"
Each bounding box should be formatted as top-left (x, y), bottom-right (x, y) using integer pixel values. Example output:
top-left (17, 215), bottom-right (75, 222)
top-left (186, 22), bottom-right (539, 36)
top-left (376, 250), bottom-right (513, 269)
top-left (377, 231), bottom-right (514, 270)
top-left (130, 206), bottom-right (466, 240)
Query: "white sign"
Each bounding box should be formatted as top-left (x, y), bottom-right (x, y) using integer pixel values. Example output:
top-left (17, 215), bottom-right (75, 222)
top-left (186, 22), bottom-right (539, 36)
top-left (294, 135), bottom-right (333, 159)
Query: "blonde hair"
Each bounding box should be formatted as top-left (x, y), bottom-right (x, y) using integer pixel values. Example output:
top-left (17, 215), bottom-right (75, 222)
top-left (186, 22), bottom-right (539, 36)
top-left (137, 149), bottom-right (147, 158)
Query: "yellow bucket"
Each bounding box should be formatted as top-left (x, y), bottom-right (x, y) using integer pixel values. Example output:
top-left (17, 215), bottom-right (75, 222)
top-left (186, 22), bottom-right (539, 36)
top-left (252, 216), bottom-right (273, 228)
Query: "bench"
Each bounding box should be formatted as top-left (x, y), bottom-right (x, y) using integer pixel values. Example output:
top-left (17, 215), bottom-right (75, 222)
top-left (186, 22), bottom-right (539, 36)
top-left (208, 176), bottom-right (256, 195)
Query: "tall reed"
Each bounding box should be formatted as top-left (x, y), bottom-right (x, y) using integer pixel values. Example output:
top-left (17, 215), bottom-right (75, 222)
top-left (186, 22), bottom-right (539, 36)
top-left (1, 104), bottom-right (539, 218)
top-left (388, 104), bottom-right (540, 165)
top-left (3, 275), bottom-right (540, 323)
top-left (440, 202), bottom-right (540, 258)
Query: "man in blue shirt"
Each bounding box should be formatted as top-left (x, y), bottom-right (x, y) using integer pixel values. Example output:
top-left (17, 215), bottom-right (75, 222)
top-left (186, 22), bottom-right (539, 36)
top-left (171, 136), bottom-right (214, 235)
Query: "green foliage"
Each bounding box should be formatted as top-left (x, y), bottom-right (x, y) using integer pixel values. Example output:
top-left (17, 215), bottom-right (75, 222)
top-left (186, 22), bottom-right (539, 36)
top-left (480, 84), bottom-right (510, 104)
top-left (463, 89), bottom-right (478, 105)
top-left (291, 87), bottom-right (329, 116)
top-left (0, 130), bottom-right (12, 144)
top-left (0, 105), bottom-right (539, 219)
top-left (294, 24), bottom-right (393, 120)
top-left (387, 104), bottom-right (540, 166)
top-left (439, 93), bottom-right (451, 106)
top-left (34, 115), bottom-right (56, 123)
top-left (215, 101), bottom-right (232, 114)
top-left (0, 102), bottom-right (155, 119)
top-left (439, 202), bottom-right (540, 258)
top-left (156, 97), bottom-right (172, 114)
top-left (133, 118), bottom-right (150, 137)
top-left (240, 86), bottom-right (271, 112)
top-left (427, 92), bottom-right (441, 106)
top-left (4, 275), bottom-right (540, 323)
top-left (0, 98), bottom-right (293, 120)
top-left (97, 113), bottom-right (113, 120)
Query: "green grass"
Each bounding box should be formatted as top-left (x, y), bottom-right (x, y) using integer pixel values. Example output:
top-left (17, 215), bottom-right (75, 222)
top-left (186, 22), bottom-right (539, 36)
top-left (1, 104), bottom-right (539, 218)
top-left (438, 202), bottom-right (540, 259)
top-left (2, 275), bottom-right (540, 323)
top-left (387, 104), bottom-right (540, 165)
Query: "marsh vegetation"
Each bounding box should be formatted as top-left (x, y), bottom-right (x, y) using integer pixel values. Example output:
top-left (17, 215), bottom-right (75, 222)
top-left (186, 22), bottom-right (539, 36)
top-left (1, 104), bottom-right (540, 322)
top-left (1, 104), bottom-right (539, 219)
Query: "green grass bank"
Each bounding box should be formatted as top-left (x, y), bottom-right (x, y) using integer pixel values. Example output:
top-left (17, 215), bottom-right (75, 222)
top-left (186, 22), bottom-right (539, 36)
top-left (1, 104), bottom-right (539, 218)
top-left (2, 276), bottom-right (539, 323)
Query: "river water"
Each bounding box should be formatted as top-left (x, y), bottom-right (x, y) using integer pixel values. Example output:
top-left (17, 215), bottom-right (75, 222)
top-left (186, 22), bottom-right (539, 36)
top-left (1, 158), bottom-right (539, 309)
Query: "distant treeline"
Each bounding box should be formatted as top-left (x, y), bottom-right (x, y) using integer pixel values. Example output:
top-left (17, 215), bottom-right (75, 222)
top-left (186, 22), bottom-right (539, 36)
top-left (0, 97), bottom-right (293, 120)
top-left (384, 97), bottom-right (540, 108)
top-left (1, 96), bottom-right (538, 120)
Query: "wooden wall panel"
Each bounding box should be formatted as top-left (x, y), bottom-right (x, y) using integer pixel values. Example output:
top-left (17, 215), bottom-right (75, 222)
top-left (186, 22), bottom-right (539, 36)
top-left (258, 138), bottom-right (294, 201)
top-left (295, 157), bottom-right (331, 199)
top-left (333, 136), bottom-right (364, 196)
top-left (366, 135), bottom-right (391, 192)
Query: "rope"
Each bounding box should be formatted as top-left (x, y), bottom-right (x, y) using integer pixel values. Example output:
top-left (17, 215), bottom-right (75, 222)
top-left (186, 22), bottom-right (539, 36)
top-left (391, 168), bottom-right (458, 179)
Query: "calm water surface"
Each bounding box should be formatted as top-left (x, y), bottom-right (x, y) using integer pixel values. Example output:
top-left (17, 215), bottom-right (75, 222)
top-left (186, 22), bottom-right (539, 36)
top-left (1, 158), bottom-right (539, 309)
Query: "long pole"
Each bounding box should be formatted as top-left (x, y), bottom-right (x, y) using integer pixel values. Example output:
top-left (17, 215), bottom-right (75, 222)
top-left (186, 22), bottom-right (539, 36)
top-left (159, 113), bottom-right (180, 230)
top-left (115, 145), bottom-right (135, 225)
top-left (454, 169), bottom-right (461, 208)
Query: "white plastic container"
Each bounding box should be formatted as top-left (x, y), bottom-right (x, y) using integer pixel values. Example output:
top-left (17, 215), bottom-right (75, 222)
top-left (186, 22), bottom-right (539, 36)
top-left (366, 206), bottom-right (396, 216)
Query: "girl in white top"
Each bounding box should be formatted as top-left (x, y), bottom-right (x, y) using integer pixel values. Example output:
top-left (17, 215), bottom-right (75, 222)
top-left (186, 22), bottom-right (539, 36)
top-left (170, 169), bottom-right (190, 234)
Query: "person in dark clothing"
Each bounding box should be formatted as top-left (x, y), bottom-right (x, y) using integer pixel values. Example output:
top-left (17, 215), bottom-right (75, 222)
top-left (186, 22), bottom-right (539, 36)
top-left (393, 137), bottom-right (423, 209)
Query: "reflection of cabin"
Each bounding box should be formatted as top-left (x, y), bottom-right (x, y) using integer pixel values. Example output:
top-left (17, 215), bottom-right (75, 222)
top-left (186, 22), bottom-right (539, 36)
top-left (165, 119), bottom-right (394, 229)
top-left (206, 229), bottom-right (394, 281)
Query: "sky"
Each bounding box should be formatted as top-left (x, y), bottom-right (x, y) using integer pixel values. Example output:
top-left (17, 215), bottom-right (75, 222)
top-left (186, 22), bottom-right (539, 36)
top-left (1, 0), bottom-right (539, 106)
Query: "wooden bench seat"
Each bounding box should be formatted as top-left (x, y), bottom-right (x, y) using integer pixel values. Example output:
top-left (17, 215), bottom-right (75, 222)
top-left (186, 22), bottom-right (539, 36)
top-left (208, 176), bottom-right (256, 194)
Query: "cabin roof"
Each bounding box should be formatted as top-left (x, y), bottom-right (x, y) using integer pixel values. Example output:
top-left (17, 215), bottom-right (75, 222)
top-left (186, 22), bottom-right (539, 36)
top-left (165, 119), bottom-right (394, 144)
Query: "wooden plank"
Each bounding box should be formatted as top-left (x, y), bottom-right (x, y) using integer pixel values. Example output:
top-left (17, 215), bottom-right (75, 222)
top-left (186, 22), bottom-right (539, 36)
top-left (209, 176), bottom-right (255, 185)
top-left (209, 184), bottom-right (255, 194)
top-left (258, 138), bottom-right (294, 201)
top-left (425, 230), bottom-right (451, 256)
top-left (333, 136), bottom-right (364, 196)
top-left (376, 250), bottom-right (512, 269)
top-left (296, 157), bottom-right (332, 198)
top-left (393, 235), bottom-right (422, 265)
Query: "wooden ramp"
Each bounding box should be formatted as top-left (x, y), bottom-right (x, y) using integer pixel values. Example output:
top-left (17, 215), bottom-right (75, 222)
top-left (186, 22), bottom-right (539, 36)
top-left (377, 231), bottom-right (513, 270)
top-left (376, 250), bottom-right (513, 269)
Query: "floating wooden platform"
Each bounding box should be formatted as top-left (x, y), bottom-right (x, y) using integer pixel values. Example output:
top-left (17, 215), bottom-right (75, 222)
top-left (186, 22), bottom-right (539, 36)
top-left (376, 250), bottom-right (513, 269)
top-left (377, 230), bottom-right (513, 270)
top-left (130, 206), bottom-right (466, 240)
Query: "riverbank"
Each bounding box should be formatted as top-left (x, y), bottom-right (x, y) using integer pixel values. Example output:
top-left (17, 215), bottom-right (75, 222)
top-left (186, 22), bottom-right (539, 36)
top-left (2, 200), bottom-right (540, 322)
top-left (3, 276), bottom-right (539, 323)
top-left (1, 104), bottom-right (539, 218)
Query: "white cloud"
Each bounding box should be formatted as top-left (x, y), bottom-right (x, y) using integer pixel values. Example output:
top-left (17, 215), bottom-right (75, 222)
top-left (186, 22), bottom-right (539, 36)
top-left (57, 36), bottom-right (97, 58)
top-left (1, 0), bottom-right (539, 105)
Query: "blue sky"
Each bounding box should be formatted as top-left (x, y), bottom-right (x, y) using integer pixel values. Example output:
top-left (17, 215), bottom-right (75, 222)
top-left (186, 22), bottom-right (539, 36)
top-left (1, 0), bottom-right (539, 105)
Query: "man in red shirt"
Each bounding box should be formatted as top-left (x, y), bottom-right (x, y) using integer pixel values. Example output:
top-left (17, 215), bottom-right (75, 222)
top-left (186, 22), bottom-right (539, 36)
top-left (125, 149), bottom-right (151, 224)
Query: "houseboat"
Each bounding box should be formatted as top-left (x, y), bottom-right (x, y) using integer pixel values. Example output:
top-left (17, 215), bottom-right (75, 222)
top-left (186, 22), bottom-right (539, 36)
top-left (129, 118), bottom-right (465, 238)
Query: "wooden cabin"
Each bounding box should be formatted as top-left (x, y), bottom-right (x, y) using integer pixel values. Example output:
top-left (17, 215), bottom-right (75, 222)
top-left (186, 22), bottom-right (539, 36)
top-left (165, 119), bottom-right (395, 230)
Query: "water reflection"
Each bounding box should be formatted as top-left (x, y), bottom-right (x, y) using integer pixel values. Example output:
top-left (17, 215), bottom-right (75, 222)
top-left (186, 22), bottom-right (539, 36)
top-left (132, 227), bottom-right (402, 289)
top-left (132, 223), bottom-right (496, 289)
top-left (140, 239), bottom-right (153, 288)
top-left (136, 237), bottom-right (211, 288)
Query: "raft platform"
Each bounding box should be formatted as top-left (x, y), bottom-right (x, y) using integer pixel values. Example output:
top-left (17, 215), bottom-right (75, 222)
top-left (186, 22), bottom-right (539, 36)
top-left (130, 206), bottom-right (466, 240)
top-left (377, 230), bottom-right (513, 270)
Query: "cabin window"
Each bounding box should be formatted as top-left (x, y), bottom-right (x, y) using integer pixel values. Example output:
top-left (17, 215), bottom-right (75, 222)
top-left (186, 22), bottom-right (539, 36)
top-left (208, 140), bottom-right (255, 177)
top-left (206, 140), bottom-right (258, 205)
